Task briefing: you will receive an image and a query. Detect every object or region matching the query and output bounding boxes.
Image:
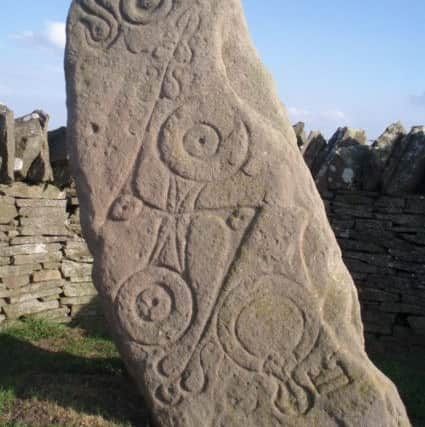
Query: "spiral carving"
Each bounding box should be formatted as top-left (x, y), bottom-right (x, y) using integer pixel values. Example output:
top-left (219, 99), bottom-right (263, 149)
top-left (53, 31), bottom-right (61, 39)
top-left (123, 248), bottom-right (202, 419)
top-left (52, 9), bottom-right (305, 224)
top-left (120, 0), bottom-right (173, 25)
top-left (77, 0), bottom-right (119, 48)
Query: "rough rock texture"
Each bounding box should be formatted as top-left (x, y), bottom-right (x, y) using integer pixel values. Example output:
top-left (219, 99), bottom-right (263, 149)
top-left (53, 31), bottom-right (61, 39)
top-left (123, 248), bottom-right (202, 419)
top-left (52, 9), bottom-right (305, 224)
top-left (0, 105), bottom-right (15, 183)
top-left (315, 127), bottom-right (369, 192)
top-left (0, 183), bottom-right (100, 328)
top-left (364, 122), bottom-right (406, 192)
top-left (382, 126), bottom-right (425, 194)
top-left (14, 111), bottom-right (53, 183)
top-left (48, 126), bottom-right (72, 187)
top-left (65, 1), bottom-right (410, 426)
top-left (302, 131), bottom-right (327, 173)
top-left (293, 122), bottom-right (307, 148)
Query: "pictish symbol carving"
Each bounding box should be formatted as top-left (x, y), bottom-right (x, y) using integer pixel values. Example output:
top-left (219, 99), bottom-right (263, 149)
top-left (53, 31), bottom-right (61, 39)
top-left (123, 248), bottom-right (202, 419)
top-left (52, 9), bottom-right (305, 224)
top-left (110, 194), bottom-right (143, 221)
top-left (120, 0), bottom-right (173, 25)
top-left (76, 0), bottom-right (120, 49)
top-left (309, 360), bottom-right (351, 395)
top-left (217, 275), bottom-right (320, 416)
top-left (160, 100), bottom-right (249, 182)
top-left (116, 267), bottom-right (193, 346)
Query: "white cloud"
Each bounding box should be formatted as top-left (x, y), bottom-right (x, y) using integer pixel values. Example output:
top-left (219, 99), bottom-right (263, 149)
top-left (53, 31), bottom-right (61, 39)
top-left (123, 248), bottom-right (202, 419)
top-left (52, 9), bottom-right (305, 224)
top-left (288, 106), bottom-right (346, 123)
top-left (318, 110), bottom-right (346, 121)
top-left (288, 107), bottom-right (312, 121)
top-left (10, 21), bottom-right (66, 52)
top-left (45, 22), bottom-right (66, 49)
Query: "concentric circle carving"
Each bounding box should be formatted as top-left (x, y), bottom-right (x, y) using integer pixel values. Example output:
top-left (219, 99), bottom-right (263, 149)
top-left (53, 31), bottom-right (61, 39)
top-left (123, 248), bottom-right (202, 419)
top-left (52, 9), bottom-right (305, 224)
top-left (160, 99), bottom-right (249, 182)
top-left (217, 275), bottom-right (320, 372)
top-left (120, 0), bottom-right (173, 25)
top-left (116, 267), bottom-right (193, 346)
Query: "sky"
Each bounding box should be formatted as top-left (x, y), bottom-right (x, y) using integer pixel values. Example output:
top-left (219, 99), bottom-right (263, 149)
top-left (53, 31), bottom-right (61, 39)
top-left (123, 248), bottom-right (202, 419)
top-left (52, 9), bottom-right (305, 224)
top-left (0, 1), bottom-right (424, 139)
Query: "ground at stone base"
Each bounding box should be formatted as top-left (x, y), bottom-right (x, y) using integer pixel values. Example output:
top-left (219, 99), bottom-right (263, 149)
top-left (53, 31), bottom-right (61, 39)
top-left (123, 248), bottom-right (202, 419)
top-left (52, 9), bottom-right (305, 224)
top-left (0, 320), bottom-right (423, 427)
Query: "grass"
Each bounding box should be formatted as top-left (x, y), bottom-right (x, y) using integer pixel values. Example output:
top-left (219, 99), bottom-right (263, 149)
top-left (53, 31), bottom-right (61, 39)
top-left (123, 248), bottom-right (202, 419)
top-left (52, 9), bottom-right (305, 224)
top-left (0, 319), bottom-right (149, 427)
top-left (0, 319), bottom-right (423, 426)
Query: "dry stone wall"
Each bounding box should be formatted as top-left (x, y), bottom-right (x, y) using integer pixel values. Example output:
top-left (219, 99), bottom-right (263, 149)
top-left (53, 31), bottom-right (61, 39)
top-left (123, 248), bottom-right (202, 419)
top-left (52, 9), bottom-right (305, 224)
top-left (322, 190), bottom-right (425, 352)
top-left (0, 183), bottom-right (101, 328)
top-left (1, 104), bottom-right (424, 354)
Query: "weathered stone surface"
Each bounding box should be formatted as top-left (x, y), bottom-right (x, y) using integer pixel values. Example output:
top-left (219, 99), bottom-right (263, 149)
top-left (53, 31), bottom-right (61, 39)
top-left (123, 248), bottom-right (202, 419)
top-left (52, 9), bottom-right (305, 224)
top-left (383, 126), bottom-right (425, 194)
top-left (0, 264), bottom-right (40, 278)
top-left (61, 260), bottom-right (92, 279)
top-left (0, 202), bottom-right (17, 224)
top-left (63, 282), bottom-right (97, 297)
top-left (0, 275), bottom-right (30, 289)
top-left (302, 131), bottom-right (327, 175)
top-left (3, 299), bottom-right (59, 319)
top-left (48, 126), bottom-right (73, 187)
top-left (0, 105), bottom-right (15, 183)
top-left (0, 182), bottom-right (66, 199)
top-left (14, 110), bottom-right (53, 183)
top-left (0, 243), bottom-right (62, 257)
top-left (66, 1), bottom-right (410, 426)
top-left (364, 122), bottom-right (406, 192)
top-left (315, 128), bottom-right (370, 191)
top-left (293, 122), bottom-right (307, 148)
top-left (32, 269), bottom-right (62, 282)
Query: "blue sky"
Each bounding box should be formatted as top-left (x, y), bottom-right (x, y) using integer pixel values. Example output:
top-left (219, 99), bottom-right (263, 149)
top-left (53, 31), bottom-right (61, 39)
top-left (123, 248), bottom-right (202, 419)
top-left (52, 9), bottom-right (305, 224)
top-left (0, 0), bottom-right (424, 139)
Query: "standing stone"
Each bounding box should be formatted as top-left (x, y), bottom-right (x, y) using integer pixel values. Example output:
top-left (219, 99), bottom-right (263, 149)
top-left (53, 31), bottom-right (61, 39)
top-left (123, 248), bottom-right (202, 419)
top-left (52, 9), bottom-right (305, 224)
top-left (65, 1), bottom-right (410, 426)
top-left (14, 110), bottom-right (53, 183)
top-left (0, 104), bottom-right (15, 183)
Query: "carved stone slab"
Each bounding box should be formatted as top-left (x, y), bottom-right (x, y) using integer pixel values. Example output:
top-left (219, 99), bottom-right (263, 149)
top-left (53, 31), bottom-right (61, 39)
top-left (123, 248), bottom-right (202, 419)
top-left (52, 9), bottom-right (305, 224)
top-left (65, 1), bottom-right (411, 426)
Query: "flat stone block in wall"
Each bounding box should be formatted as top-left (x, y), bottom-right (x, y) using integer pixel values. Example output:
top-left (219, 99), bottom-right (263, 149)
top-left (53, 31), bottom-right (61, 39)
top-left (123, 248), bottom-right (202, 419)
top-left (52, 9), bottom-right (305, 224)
top-left (380, 303), bottom-right (424, 316)
top-left (11, 236), bottom-right (68, 245)
top-left (362, 311), bottom-right (395, 335)
top-left (64, 241), bottom-right (93, 263)
top-left (32, 269), bottom-right (62, 282)
top-left (0, 257), bottom-right (10, 266)
top-left (0, 275), bottom-right (30, 289)
top-left (63, 282), bottom-right (97, 297)
top-left (61, 295), bottom-right (97, 306)
top-left (408, 317), bottom-right (425, 335)
top-left (337, 238), bottom-right (385, 254)
top-left (405, 196), bottom-right (425, 214)
top-left (0, 183), bottom-right (65, 199)
top-left (13, 252), bottom-right (63, 266)
top-left (19, 225), bottom-right (71, 237)
top-left (28, 307), bottom-right (71, 322)
top-left (20, 215), bottom-right (67, 227)
top-left (0, 243), bottom-right (62, 257)
top-left (3, 299), bottom-right (59, 320)
top-left (61, 261), bottom-right (92, 279)
top-left (9, 287), bottom-right (62, 304)
top-left (402, 233), bottom-right (425, 246)
top-left (19, 207), bottom-right (66, 218)
top-left (359, 288), bottom-right (399, 303)
top-left (0, 264), bottom-right (41, 278)
top-left (0, 203), bottom-right (18, 225)
top-left (16, 198), bottom-right (67, 208)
